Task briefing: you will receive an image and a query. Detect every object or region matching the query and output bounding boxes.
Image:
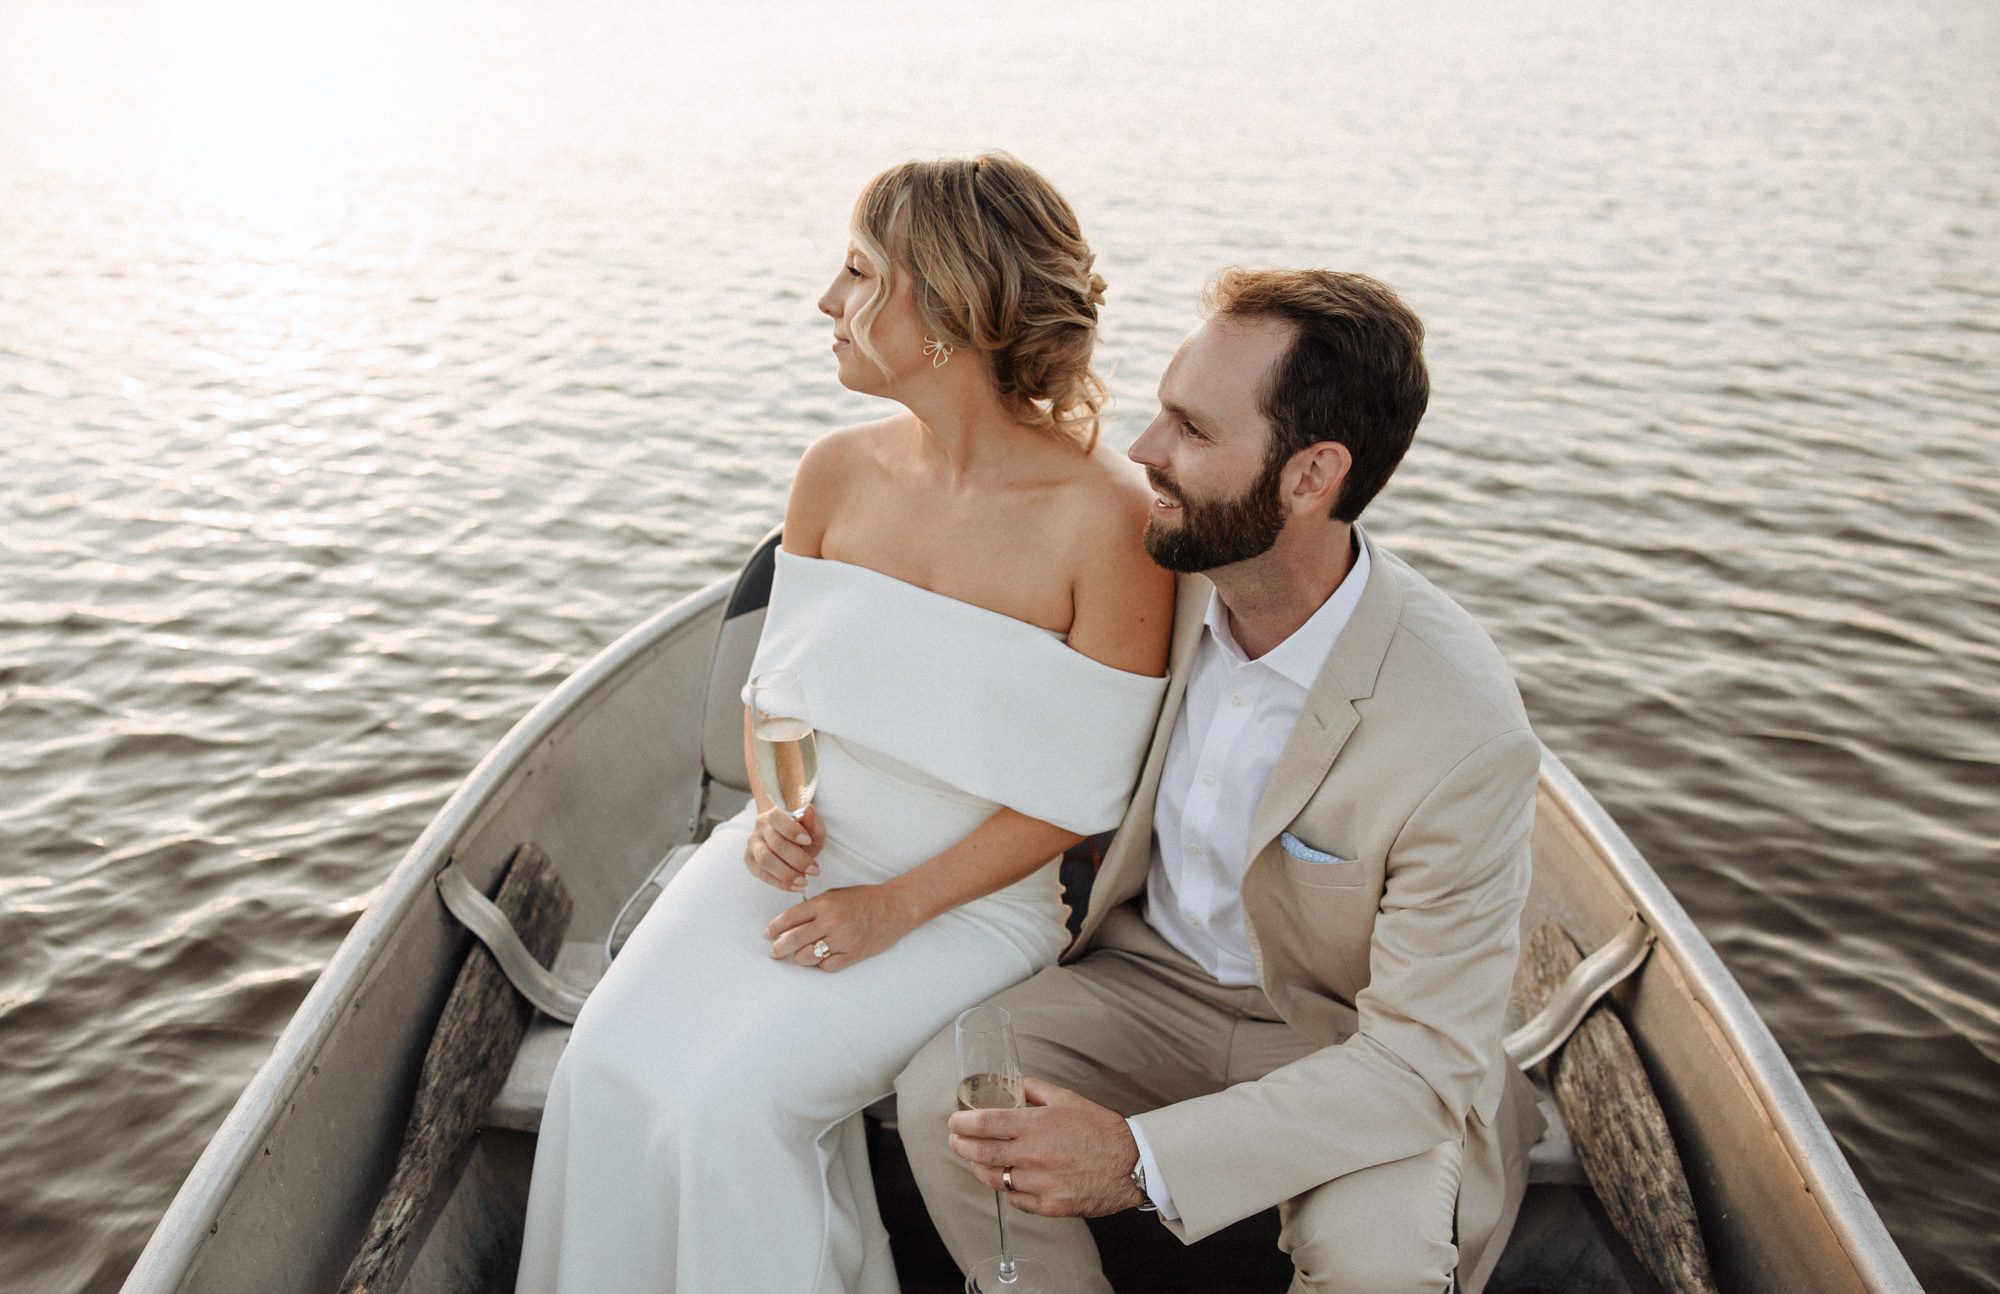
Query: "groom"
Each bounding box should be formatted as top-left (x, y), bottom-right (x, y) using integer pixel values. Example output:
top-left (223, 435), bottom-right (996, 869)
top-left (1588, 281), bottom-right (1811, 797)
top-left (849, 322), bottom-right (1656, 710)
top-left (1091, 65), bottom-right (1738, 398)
top-left (894, 268), bottom-right (1545, 1292)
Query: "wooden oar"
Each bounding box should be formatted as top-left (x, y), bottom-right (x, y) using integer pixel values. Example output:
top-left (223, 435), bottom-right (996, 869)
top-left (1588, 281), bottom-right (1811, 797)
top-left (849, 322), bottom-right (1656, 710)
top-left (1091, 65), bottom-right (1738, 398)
top-left (1518, 919), bottom-right (1720, 1294)
top-left (340, 843), bottom-right (573, 1294)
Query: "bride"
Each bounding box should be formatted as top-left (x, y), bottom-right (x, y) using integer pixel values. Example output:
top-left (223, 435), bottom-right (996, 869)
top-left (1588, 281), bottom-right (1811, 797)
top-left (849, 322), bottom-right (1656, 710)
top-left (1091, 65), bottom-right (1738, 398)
top-left (514, 153), bottom-right (1174, 1293)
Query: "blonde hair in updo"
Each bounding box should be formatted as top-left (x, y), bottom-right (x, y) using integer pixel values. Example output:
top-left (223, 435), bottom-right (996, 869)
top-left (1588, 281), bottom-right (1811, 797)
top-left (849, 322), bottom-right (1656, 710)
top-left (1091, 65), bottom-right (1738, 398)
top-left (849, 153), bottom-right (1109, 451)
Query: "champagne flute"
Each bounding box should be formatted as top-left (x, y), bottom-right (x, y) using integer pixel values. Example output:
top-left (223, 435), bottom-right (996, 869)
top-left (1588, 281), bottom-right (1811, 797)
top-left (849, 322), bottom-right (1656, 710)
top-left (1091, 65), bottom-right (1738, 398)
top-left (955, 1006), bottom-right (1053, 1292)
top-left (747, 669), bottom-right (819, 821)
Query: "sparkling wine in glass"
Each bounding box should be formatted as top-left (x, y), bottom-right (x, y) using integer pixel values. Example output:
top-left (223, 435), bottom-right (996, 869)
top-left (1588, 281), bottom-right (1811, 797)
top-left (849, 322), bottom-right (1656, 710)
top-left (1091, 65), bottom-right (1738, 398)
top-left (747, 669), bottom-right (818, 820)
top-left (955, 1006), bottom-right (1052, 1292)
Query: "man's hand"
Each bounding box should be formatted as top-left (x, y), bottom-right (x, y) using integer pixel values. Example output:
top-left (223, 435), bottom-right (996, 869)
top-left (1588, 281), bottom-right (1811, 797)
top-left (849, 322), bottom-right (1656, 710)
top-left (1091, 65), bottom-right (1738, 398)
top-left (947, 1077), bottom-right (1148, 1217)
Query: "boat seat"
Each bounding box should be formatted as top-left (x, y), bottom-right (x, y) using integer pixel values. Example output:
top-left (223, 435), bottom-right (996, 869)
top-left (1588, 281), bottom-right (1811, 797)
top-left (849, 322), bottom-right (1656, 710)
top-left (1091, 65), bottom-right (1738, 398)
top-left (485, 837), bottom-right (1587, 1187)
top-left (486, 841), bottom-right (703, 1133)
top-left (496, 1031), bottom-right (1578, 1182)
top-left (486, 943), bottom-right (608, 1134)
top-left (488, 1011), bottom-right (899, 1135)
top-left (1527, 1087), bottom-right (1585, 1185)
top-left (488, 961), bottom-right (1585, 1186)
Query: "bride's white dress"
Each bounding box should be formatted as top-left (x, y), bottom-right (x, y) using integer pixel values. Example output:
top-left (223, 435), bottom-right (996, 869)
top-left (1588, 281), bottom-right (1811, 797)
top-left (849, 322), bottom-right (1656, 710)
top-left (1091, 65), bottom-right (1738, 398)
top-left (514, 552), bottom-right (1166, 1294)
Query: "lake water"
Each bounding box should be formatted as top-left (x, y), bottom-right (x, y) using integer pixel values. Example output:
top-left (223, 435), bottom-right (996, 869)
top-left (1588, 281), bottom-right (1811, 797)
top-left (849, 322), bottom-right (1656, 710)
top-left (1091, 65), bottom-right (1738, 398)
top-left (2, 1), bottom-right (1995, 1289)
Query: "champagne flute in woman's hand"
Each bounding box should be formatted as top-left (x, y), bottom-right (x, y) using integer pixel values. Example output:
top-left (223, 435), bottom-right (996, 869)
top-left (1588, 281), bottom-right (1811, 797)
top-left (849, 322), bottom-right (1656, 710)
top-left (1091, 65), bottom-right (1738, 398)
top-left (955, 1006), bottom-right (1053, 1292)
top-left (747, 669), bottom-right (818, 820)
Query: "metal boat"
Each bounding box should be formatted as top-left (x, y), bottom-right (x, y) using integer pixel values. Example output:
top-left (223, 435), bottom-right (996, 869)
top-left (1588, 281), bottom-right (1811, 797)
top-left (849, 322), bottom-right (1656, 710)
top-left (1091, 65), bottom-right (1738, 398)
top-left (122, 533), bottom-right (1919, 1293)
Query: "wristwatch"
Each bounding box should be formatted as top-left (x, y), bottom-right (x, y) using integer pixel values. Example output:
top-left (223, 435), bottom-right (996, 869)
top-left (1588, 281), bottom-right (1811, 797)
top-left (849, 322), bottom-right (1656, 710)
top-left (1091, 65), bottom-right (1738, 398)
top-left (1128, 1158), bottom-right (1158, 1213)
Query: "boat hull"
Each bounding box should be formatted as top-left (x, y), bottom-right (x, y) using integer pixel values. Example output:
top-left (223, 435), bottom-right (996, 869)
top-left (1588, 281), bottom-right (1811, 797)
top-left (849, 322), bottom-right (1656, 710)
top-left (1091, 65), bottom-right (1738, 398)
top-left (122, 567), bottom-right (1917, 1293)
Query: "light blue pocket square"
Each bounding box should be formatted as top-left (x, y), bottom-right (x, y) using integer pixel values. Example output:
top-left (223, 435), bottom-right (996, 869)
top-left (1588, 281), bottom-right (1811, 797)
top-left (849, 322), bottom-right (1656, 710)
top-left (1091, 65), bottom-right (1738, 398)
top-left (1279, 832), bottom-right (1352, 865)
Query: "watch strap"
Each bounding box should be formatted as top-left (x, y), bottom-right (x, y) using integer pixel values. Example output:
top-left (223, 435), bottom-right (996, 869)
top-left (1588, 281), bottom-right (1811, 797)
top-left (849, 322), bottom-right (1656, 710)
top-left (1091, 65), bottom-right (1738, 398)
top-left (1128, 1159), bottom-right (1158, 1213)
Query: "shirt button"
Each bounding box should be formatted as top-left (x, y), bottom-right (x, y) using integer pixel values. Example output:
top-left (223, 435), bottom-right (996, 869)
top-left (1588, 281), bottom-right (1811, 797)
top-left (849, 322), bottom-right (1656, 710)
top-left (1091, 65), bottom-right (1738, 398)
top-left (1231, 693), bottom-right (1246, 707)
top-left (1201, 773), bottom-right (1217, 787)
top-left (1187, 843), bottom-right (1205, 858)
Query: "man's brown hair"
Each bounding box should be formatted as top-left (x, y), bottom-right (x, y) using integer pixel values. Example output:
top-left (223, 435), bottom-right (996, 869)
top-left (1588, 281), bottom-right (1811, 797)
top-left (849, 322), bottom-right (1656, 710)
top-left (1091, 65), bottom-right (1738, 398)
top-left (1206, 268), bottom-right (1429, 523)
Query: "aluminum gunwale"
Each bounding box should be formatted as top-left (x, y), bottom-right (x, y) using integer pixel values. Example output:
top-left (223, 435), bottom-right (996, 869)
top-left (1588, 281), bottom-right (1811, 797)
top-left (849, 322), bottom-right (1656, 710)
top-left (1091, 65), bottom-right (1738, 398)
top-left (119, 578), bottom-right (730, 1294)
top-left (1535, 747), bottom-right (1920, 1293)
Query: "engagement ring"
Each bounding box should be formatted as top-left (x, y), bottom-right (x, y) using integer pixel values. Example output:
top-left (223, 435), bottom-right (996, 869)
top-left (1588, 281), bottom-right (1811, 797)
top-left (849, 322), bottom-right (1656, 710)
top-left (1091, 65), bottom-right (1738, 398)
top-left (811, 938), bottom-right (831, 962)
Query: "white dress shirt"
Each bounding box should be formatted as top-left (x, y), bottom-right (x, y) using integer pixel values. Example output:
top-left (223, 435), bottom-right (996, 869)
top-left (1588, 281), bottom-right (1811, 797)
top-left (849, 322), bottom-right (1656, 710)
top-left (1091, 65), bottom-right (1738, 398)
top-left (1127, 531), bottom-right (1371, 1219)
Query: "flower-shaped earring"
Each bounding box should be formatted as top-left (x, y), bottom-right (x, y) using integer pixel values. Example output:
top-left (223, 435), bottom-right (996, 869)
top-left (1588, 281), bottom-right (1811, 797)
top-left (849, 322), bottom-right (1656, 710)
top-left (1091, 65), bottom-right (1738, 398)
top-left (923, 335), bottom-right (953, 368)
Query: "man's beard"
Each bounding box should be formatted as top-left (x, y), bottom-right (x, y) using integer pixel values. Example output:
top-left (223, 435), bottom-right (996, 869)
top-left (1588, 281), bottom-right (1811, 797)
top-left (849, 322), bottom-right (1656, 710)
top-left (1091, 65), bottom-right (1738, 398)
top-left (1142, 453), bottom-right (1288, 574)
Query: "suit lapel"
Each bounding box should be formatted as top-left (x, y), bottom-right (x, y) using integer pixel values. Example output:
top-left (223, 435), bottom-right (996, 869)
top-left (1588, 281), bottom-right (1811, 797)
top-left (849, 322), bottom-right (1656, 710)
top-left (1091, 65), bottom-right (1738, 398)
top-left (1243, 537), bottom-right (1405, 863)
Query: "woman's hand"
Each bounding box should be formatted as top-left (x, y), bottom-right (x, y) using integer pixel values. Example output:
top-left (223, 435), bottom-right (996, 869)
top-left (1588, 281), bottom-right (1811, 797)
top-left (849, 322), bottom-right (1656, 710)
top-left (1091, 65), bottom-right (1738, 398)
top-left (743, 804), bottom-right (824, 891)
top-left (765, 883), bottom-right (917, 972)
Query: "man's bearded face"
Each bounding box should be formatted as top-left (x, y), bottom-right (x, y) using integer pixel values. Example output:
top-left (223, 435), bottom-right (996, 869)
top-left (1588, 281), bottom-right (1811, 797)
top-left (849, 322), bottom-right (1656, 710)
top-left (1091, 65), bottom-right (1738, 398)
top-left (1142, 449), bottom-right (1289, 574)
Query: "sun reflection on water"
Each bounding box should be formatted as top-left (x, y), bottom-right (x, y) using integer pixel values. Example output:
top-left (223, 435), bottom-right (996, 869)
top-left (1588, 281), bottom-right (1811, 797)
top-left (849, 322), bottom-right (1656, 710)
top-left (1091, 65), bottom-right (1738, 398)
top-left (140, 0), bottom-right (396, 405)
top-left (150, 0), bottom-right (380, 236)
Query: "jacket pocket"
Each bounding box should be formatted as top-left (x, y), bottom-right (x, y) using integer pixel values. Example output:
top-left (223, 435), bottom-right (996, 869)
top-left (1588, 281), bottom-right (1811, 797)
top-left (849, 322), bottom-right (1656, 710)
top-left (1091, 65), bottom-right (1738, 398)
top-left (1278, 832), bottom-right (1367, 888)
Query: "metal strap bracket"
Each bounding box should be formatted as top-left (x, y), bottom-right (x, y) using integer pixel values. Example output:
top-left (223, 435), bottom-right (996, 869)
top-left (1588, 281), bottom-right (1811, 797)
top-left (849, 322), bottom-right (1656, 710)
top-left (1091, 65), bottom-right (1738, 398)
top-left (436, 862), bottom-right (590, 1024)
top-left (1505, 914), bottom-right (1655, 1071)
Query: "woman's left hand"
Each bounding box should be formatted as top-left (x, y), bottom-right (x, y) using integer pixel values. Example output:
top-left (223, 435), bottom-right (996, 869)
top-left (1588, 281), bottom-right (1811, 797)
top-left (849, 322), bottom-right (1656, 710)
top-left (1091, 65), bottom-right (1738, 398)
top-left (765, 884), bottom-right (918, 972)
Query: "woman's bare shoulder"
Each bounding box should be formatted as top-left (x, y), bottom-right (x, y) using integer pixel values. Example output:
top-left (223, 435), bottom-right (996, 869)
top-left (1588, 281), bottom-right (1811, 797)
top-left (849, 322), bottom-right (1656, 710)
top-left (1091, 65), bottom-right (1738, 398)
top-left (1064, 448), bottom-right (1158, 549)
top-left (797, 416), bottom-right (907, 485)
top-left (785, 417), bottom-right (907, 553)
top-left (1062, 448), bottom-right (1175, 677)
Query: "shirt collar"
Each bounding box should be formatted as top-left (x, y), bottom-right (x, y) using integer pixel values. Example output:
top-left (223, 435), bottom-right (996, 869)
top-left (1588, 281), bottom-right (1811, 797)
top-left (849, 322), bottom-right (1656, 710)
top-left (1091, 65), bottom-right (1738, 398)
top-left (1202, 527), bottom-right (1373, 691)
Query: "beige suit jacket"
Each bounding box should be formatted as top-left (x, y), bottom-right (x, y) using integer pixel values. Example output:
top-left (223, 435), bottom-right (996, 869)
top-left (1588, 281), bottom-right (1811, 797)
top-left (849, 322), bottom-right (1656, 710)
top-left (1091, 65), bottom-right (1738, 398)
top-left (1072, 532), bottom-right (1544, 1289)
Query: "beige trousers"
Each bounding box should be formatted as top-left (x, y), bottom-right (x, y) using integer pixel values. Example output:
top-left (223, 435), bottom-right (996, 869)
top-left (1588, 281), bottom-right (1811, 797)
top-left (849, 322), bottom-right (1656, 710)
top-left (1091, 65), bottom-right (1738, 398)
top-left (894, 904), bottom-right (1462, 1293)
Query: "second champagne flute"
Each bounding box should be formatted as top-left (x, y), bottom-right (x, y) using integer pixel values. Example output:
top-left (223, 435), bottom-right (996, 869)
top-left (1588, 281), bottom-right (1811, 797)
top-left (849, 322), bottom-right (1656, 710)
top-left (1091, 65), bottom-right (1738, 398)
top-left (954, 1005), bottom-right (1053, 1292)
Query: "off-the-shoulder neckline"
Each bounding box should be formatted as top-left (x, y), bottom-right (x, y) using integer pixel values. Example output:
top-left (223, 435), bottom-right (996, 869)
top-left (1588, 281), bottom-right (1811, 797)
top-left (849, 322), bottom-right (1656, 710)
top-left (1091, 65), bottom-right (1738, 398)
top-left (777, 550), bottom-right (1167, 684)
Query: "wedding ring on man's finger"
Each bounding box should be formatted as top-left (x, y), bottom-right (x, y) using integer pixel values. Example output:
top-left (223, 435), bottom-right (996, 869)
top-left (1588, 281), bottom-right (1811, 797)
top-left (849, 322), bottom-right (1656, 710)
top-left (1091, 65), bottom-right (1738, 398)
top-left (811, 938), bottom-right (832, 962)
top-left (1002, 1168), bottom-right (1015, 1193)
